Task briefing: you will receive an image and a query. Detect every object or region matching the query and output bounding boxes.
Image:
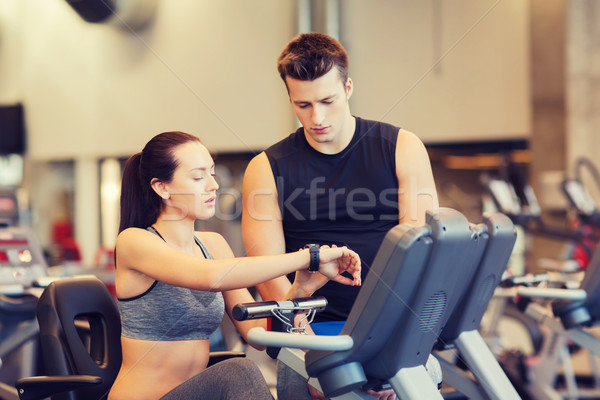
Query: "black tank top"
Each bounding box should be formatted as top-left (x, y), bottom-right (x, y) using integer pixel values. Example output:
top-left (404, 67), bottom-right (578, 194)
top-left (265, 117), bottom-right (400, 321)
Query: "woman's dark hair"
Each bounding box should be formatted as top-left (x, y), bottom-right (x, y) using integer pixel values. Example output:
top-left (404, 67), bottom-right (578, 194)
top-left (118, 131), bottom-right (201, 233)
top-left (277, 32), bottom-right (349, 90)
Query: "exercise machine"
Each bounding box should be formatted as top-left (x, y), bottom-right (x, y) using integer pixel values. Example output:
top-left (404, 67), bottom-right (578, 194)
top-left (485, 240), bottom-right (600, 399)
top-left (481, 154), bottom-right (594, 256)
top-left (234, 209), bottom-right (520, 399)
top-left (433, 212), bottom-right (520, 400)
top-left (0, 226), bottom-right (48, 400)
top-left (561, 157), bottom-right (600, 269)
top-left (562, 157), bottom-right (600, 228)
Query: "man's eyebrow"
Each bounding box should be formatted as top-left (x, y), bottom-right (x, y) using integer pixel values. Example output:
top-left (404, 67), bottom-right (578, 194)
top-left (293, 95), bottom-right (336, 105)
top-left (292, 99), bottom-right (310, 105)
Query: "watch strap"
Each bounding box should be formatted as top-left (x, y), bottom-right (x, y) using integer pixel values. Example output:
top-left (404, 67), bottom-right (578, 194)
top-left (304, 244), bottom-right (320, 273)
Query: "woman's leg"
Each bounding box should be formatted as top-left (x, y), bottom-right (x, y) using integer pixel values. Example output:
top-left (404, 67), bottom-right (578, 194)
top-left (276, 361), bottom-right (312, 400)
top-left (160, 358), bottom-right (272, 400)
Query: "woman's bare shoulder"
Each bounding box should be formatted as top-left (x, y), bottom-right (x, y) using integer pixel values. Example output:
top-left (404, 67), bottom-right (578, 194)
top-left (194, 231), bottom-right (234, 259)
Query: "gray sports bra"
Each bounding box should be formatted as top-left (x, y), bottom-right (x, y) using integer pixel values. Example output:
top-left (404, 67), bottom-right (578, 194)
top-left (117, 227), bottom-right (225, 341)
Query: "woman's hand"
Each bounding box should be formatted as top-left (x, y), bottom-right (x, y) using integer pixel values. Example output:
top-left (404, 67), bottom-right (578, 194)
top-left (291, 245), bottom-right (361, 297)
top-left (318, 245), bottom-right (361, 286)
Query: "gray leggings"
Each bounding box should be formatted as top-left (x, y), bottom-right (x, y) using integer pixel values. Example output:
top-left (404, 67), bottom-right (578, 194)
top-left (277, 361), bottom-right (312, 400)
top-left (160, 358), bottom-right (272, 400)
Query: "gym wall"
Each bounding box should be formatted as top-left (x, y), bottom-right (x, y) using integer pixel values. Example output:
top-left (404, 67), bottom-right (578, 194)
top-left (0, 0), bottom-right (530, 161)
top-left (342, 0), bottom-right (531, 143)
top-left (2, 0), bottom-right (297, 159)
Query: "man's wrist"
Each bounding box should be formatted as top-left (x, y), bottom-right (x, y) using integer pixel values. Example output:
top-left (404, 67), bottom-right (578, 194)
top-left (288, 281), bottom-right (313, 298)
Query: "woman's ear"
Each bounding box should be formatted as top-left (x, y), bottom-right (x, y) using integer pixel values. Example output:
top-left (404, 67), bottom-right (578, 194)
top-left (150, 178), bottom-right (170, 200)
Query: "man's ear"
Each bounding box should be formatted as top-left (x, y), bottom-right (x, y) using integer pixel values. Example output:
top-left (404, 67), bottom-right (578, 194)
top-left (346, 77), bottom-right (354, 99)
top-left (150, 178), bottom-right (170, 200)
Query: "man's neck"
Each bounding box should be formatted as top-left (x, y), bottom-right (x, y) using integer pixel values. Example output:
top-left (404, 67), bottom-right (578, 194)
top-left (305, 115), bottom-right (356, 155)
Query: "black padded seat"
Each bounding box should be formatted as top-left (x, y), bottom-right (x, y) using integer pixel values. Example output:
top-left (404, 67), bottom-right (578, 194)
top-left (18, 277), bottom-right (122, 400)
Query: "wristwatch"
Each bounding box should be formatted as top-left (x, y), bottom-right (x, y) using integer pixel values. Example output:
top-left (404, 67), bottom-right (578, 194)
top-left (304, 244), bottom-right (320, 273)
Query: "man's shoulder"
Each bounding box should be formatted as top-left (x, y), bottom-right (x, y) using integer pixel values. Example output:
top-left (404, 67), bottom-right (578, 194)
top-left (264, 129), bottom-right (305, 160)
top-left (355, 116), bottom-right (400, 143)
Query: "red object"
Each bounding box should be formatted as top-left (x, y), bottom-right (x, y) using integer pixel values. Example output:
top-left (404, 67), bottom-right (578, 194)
top-left (569, 218), bottom-right (600, 269)
top-left (51, 220), bottom-right (81, 262)
top-left (52, 220), bottom-right (72, 244)
top-left (59, 238), bottom-right (81, 261)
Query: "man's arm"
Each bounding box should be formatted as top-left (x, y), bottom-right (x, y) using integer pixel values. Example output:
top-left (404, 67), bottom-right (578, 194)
top-left (396, 129), bottom-right (439, 226)
top-left (242, 152), bottom-right (293, 301)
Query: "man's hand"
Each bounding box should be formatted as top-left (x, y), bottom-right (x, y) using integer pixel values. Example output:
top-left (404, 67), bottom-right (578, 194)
top-left (308, 385), bottom-right (328, 400)
top-left (366, 388), bottom-right (396, 400)
top-left (308, 384), bottom-right (397, 400)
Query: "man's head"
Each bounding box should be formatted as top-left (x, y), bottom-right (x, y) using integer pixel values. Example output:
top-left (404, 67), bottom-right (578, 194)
top-left (277, 32), bottom-right (349, 91)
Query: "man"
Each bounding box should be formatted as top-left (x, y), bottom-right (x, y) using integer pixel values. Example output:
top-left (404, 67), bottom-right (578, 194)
top-left (242, 33), bottom-right (439, 400)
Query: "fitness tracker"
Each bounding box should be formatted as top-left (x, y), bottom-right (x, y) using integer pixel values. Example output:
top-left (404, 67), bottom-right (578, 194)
top-left (304, 244), bottom-right (320, 273)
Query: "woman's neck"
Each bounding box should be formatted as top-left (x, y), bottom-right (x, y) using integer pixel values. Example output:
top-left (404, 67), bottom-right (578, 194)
top-left (151, 216), bottom-right (196, 251)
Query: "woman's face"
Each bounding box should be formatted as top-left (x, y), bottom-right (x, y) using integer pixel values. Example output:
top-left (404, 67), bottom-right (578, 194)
top-left (163, 141), bottom-right (219, 221)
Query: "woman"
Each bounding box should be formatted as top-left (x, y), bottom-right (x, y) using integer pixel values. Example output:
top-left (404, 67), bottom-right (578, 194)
top-left (108, 131), bottom-right (361, 400)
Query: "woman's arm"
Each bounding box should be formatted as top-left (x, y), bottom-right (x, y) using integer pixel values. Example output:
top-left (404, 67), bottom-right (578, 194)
top-left (222, 288), bottom-right (266, 350)
top-left (116, 228), bottom-right (360, 293)
top-left (201, 232), bottom-right (267, 349)
top-left (207, 233), bottom-right (356, 348)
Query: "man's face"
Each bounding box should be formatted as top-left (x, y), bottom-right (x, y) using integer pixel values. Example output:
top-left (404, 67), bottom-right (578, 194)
top-left (286, 68), bottom-right (353, 148)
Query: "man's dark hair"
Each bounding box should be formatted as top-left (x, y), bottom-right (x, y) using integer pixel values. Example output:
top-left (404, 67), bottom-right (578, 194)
top-left (277, 32), bottom-right (349, 89)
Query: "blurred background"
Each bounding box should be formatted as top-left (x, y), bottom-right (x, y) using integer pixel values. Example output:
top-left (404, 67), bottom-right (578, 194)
top-left (0, 0), bottom-right (598, 274)
top-left (2, 1), bottom-right (600, 397)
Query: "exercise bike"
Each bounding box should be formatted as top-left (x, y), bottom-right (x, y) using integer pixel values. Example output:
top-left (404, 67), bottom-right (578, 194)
top-left (0, 225), bottom-right (49, 400)
top-left (235, 209), bottom-right (520, 400)
top-left (561, 157), bottom-right (600, 269)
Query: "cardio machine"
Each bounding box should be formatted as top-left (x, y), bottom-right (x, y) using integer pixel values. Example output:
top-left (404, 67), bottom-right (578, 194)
top-left (234, 208), bottom-right (520, 399)
top-left (562, 157), bottom-right (600, 228)
top-left (481, 153), bottom-right (596, 261)
top-left (0, 225), bottom-right (49, 400)
top-left (485, 158), bottom-right (600, 398)
top-left (561, 157), bottom-right (600, 270)
top-left (479, 154), bottom-right (600, 398)
top-left (486, 240), bottom-right (600, 400)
